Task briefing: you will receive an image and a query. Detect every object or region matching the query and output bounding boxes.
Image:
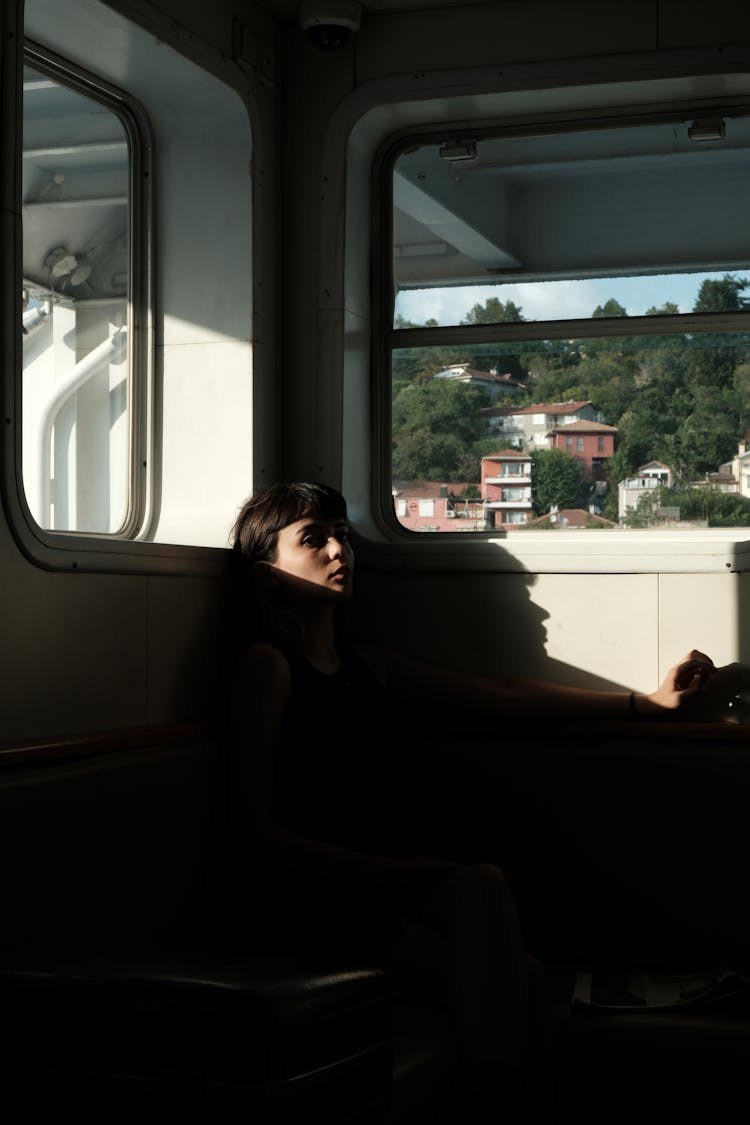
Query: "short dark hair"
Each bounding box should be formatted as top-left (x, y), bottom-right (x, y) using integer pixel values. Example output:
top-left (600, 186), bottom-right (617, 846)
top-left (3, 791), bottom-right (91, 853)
top-left (231, 481), bottom-right (348, 565)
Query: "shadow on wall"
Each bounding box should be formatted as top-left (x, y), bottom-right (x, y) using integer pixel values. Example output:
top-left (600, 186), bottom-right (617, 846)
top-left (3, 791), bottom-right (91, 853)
top-left (353, 555), bottom-right (625, 691)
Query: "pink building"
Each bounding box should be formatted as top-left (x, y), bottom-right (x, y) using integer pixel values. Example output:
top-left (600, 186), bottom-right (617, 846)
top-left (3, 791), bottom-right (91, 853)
top-left (547, 420), bottom-right (617, 479)
top-left (392, 481), bottom-right (486, 531)
top-left (481, 451), bottom-right (533, 529)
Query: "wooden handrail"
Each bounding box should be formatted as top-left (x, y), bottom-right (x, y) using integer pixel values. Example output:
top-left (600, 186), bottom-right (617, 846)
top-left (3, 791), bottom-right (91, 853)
top-left (0, 721), bottom-right (209, 769)
top-left (2, 716), bottom-right (747, 773)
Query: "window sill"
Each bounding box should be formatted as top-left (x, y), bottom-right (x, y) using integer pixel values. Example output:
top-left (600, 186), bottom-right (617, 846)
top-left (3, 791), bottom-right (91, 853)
top-left (354, 526), bottom-right (750, 574)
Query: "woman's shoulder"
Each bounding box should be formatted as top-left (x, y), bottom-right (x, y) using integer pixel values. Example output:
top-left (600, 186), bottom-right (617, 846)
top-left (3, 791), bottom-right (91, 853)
top-left (233, 640), bottom-right (293, 692)
top-left (222, 641), bottom-right (294, 738)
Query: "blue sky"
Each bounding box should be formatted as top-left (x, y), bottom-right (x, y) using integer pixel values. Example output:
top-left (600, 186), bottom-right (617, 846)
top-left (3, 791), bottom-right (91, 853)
top-left (395, 270), bottom-right (750, 327)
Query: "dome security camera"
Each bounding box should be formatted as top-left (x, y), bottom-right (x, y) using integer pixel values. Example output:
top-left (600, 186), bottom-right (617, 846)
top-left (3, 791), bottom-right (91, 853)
top-left (299, 0), bottom-right (362, 50)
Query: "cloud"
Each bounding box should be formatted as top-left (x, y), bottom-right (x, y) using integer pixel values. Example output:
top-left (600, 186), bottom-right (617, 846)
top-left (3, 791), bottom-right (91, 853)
top-left (394, 271), bottom-right (750, 327)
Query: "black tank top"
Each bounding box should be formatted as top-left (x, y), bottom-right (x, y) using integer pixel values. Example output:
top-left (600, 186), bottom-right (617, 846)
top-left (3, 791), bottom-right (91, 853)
top-left (272, 642), bottom-right (403, 856)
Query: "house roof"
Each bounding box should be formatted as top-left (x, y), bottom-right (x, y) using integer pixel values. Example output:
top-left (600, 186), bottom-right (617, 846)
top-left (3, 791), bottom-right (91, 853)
top-left (481, 449), bottom-right (530, 462)
top-left (638, 460), bottom-right (672, 472)
top-left (548, 420), bottom-right (617, 434)
top-left (480, 399), bottom-right (593, 417)
top-left (705, 471), bottom-right (738, 484)
top-left (392, 480), bottom-right (477, 499)
top-left (433, 364), bottom-right (525, 389)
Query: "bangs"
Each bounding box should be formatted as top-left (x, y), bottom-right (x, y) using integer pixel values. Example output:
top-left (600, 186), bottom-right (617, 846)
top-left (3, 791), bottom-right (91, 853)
top-left (294, 483), bottom-right (348, 523)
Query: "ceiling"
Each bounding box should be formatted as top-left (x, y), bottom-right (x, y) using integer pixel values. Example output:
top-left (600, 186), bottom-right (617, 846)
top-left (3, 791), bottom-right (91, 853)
top-left (392, 111), bottom-right (750, 290)
top-left (259, 0), bottom-right (506, 18)
top-left (22, 61), bottom-right (129, 309)
top-left (21, 0), bottom-right (750, 306)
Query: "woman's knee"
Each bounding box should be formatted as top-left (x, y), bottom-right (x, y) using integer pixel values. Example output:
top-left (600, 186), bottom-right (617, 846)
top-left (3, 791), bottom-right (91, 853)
top-left (451, 862), bottom-right (513, 899)
top-left (426, 862), bottom-right (518, 922)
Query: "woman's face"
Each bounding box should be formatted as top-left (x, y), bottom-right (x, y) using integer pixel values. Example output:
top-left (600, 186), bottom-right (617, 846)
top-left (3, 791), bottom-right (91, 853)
top-left (268, 514), bottom-right (354, 599)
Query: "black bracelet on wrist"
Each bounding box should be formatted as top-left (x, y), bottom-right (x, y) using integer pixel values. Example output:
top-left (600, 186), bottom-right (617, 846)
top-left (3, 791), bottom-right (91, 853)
top-left (629, 691), bottom-right (639, 716)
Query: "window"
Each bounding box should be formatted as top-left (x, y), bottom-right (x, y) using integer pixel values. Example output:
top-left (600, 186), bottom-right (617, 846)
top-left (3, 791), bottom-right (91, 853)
top-left (15, 0), bottom-right (254, 569)
top-left (388, 103), bottom-right (750, 538)
top-left (22, 55), bottom-right (137, 536)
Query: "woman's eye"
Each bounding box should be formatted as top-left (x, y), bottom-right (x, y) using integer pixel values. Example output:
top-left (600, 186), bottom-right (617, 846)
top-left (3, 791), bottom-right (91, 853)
top-left (300, 526), bottom-right (349, 548)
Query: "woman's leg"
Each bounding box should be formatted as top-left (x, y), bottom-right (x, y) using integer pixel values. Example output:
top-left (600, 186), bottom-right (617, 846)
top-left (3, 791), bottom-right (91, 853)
top-left (396, 863), bottom-right (530, 1067)
top-left (394, 862), bottom-right (557, 1120)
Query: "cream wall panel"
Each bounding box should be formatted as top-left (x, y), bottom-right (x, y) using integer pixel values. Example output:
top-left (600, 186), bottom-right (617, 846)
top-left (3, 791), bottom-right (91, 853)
top-left (658, 572), bottom-right (748, 673)
top-left (155, 340), bottom-right (253, 548)
top-left (354, 568), bottom-right (657, 690)
top-left (0, 558), bottom-right (148, 742)
top-left (530, 573), bottom-right (660, 691)
top-left (146, 574), bottom-right (224, 725)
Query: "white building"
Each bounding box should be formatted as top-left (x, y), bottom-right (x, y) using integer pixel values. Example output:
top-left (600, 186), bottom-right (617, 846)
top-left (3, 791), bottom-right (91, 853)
top-left (432, 363), bottom-right (526, 400)
top-left (617, 460), bottom-right (673, 520)
top-left (480, 399), bottom-right (602, 448)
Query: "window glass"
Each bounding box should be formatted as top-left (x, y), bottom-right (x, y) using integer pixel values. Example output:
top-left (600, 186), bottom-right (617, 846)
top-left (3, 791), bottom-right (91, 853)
top-left (19, 13), bottom-right (254, 559)
top-left (22, 60), bottom-right (133, 534)
top-left (390, 111), bottom-right (750, 534)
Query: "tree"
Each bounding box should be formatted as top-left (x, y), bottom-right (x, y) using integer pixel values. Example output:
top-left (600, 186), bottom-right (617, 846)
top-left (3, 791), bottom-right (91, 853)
top-left (620, 486), bottom-right (666, 528)
top-left (391, 284), bottom-right (750, 521)
top-left (530, 448), bottom-right (586, 514)
top-left (460, 297), bottom-right (525, 324)
top-left (687, 274), bottom-right (750, 392)
top-left (592, 298), bottom-right (628, 318)
top-left (454, 298), bottom-right (532, 380)
top-left (693, 274), bottom-right (750, 313)
top-left (391, 379), bottom-right (491, 481)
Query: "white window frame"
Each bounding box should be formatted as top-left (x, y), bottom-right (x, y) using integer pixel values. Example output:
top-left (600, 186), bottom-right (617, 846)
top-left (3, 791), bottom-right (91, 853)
top-left (3, 0), bottom-right (263, 575)
top-left (332, 44), bottom-right (750, 574)
top-left (21, 43), bottom-right (150, 543)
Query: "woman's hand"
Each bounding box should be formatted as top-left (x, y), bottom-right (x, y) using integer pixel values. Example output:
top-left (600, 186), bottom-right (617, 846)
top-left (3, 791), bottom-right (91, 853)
top-left (646, 649), bottom-right (750, 718)
top-left (681, 659), bottom-right (750, 720)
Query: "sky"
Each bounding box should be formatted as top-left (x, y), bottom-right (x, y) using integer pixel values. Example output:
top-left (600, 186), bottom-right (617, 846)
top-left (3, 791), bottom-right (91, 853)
top-left (394, 270), bottom-right (750, 327)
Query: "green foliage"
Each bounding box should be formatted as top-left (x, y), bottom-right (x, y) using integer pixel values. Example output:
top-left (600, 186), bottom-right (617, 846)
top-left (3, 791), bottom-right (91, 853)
top-left (530, 448), bottom-right (587, 514)
top-left (460, 297), bottom-right (525, 324)
top-left (674, 486), bottom-right (750, 527)
top-left (620, 486), bottom-right (665, 527)
top-left (592, 298), bottom-right (627, 318)
top-left (391, 287), bottom-right (750, 523)
top-left (693, 274), bottom-right (750, 313)
top-left (621, 483), bottom-right (750, 528)
top-left (392, 379), bottom-right (491, 481)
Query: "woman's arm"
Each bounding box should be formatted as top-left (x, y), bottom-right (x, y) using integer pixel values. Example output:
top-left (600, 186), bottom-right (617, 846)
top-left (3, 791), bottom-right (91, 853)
top-left (355, 643), bottom-right (747, 721)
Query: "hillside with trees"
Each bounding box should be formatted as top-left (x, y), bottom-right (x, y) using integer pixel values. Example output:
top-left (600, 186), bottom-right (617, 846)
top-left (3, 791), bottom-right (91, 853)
top-left (392, 274), bottom-right (750, 523)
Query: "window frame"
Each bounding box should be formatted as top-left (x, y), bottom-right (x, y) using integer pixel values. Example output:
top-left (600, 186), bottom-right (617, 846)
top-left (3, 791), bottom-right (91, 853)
top-left (346, 50), bottom-right (750, 574)
top-left (3, 0), bottom-right (264, 577)
top-left (21, 40), bottom-right (153, 546)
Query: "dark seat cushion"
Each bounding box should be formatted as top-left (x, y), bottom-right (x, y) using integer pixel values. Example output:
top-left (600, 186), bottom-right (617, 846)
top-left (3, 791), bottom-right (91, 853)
top-left (0, 952), bottom-right (396, 1118)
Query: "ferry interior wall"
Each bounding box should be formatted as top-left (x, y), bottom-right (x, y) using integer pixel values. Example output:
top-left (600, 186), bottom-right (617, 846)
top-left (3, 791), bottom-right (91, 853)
top-left (4, 0), bottom-right (750, 1120)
